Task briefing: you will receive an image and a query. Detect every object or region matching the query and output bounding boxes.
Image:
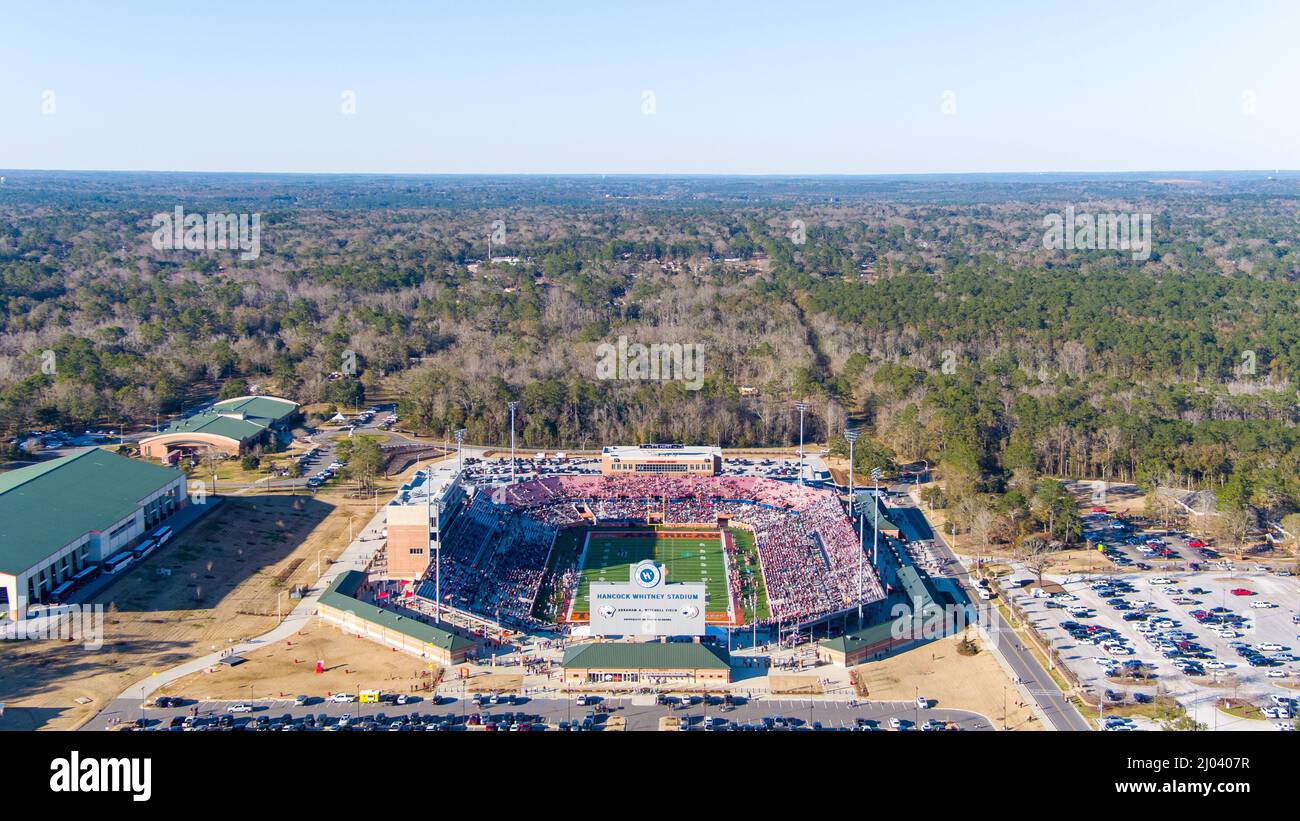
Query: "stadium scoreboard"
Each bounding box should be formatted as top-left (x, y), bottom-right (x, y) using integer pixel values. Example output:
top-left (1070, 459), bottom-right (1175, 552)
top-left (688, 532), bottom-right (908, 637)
top-left (590, 560), bottom-right (706, 636)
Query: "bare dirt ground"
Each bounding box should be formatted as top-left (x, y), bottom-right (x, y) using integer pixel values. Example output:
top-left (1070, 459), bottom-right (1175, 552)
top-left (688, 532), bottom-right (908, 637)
top-left (154, 621), bottom-right (440, 702)
top-left (0, 492), bottom-right (376, 730)
top-left (851, 633), bottom-right (1041, 731)
top-left (463, 672), bottom-right (525, 692)
top-left (768, 675), bottom-right (825, 695)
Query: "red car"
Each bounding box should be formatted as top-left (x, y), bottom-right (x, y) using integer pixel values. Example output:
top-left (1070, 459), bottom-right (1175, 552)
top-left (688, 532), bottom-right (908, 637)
top-left (1187, 539), bottom-right (1206, 548)
top-left (1229, 588), bottom-right (1255, 596)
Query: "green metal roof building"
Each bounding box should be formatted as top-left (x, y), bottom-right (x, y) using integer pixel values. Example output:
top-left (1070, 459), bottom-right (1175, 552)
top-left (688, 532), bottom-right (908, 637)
top-left (562, 641), bottom-right (732, 685)
top-left (0, 448), bottom-right (186, 619)
top-left (138, 395), bottom-right (299, 462)
top-left (817, 564), bottom-right (946, 667)
top-left (316, 570), bottom-right (478, 664)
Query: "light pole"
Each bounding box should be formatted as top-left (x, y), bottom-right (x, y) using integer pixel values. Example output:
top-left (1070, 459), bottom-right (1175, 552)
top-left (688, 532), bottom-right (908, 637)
top-left (871, 467), bottom-right (882, 571)
top-left (507, 401), bottom-right (519, 485)
top-left (845, 428), bottom-right (862, 618)
top-left (844, 427), bottom-right (859, 503)
top-left (426, 456), bottom-right (440, 624)
top-left (794, 402), bottom-right (809, 486)
top-left (453, 428), bottom-right (467, 475)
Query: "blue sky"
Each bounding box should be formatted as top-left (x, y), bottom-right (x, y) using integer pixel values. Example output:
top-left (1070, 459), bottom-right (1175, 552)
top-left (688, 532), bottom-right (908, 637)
top-left (2, 0), bottom-right (1297, 174)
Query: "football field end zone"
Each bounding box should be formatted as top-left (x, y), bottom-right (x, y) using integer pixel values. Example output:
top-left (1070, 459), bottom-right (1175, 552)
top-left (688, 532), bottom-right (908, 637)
top-left (563, 525), bottom-right (738, 626)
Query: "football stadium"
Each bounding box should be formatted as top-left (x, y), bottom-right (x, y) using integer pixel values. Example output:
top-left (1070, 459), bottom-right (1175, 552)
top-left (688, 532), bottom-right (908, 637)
top-left (408, 467), bottom-right (887, 636)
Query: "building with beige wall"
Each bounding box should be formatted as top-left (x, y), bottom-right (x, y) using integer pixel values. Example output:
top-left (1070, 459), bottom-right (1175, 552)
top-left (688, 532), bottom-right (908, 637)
top-left (384, 463), bottom-right (467, 579)
top-left (139, 395), bottom-right (299, 463)
top-left (600, 444), bottom-right (721, 477)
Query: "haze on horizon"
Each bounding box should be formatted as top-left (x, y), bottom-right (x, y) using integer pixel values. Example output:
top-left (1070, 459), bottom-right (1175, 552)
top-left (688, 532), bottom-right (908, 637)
top-left (2, 0), bottom-right (1298, 175)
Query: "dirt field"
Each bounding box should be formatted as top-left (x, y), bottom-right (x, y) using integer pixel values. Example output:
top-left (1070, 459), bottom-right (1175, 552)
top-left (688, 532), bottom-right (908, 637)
top-left (465, 672), bottom-right (525, 692)
top-left (769, 675), bottom-right (825, 695)
top-left (0, 491), bottom-right (377, 731)
top-left (851, 633), bottom-right (1041, 731)
top-left (155, 621), bottom-right (440, 701)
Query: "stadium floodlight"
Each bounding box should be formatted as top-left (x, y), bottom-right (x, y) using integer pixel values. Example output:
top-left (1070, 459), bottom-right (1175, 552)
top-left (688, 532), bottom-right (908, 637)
top-left (844, 427), bottom-right (861, 504)
top-left (453, 428), bottom-right (467, 475)
top-left (794, 402), bottom-right (810, 485)
top-left (507, 401), bottom-right (519, 485)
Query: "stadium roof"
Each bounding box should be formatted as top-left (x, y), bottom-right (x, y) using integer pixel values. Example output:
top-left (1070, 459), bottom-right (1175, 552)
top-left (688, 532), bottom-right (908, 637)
top-left (858, 497), bottom-right (898, 533)
top-left (0, 449), bottom-right (183, 575)
top-left (561, 641), bottom-right (731, 670)
top-left (318, 570), bottom-right (477, 652)
top-left (389, 463), bottom-right (462, 507)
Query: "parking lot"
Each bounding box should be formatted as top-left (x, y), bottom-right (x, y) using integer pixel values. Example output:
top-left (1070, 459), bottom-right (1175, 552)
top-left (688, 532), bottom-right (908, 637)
top-left (86, 694), bottom-right (992, 732)
top-left (1011, 565), bottom-right (1299, 731)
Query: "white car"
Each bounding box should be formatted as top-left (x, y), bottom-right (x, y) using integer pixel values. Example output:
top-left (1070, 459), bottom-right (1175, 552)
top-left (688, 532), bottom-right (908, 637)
top-left (916, 696), bottom-right (928, 709)
top-left (329, 693), bottom-right (357, 703)
top-left (1251, 601), bottom-right (1278, 609)
top-left (1266, 669), bottom-right (1288, 678)
top-left (1259, 642), bottom-right (1287, 652)
top-left (228, 702), bottom-right (252, 713)
top-left (1205, 660), bottom-right (1229, 670)
top-left (1216, 629), bottom-right (1240, 639)
top-left (888, 717), bottom-right (903, 730)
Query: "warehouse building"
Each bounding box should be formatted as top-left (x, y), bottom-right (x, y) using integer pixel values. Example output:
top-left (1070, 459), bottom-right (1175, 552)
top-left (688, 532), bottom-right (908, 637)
top-left (138, 395), bottom-right (299, 462)
top-left (0, 449), bottom-right (186, 620)
top-left (600, 444), bottom-right (722, 477)
top-left (562, 641), bottom-right (732, 686)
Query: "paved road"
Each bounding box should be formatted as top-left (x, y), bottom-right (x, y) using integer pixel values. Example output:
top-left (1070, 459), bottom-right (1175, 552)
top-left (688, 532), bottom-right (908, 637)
top-left (893, 487), bottom-right (1093, 732)
top-left (85, 695), bottom-right (992, 732)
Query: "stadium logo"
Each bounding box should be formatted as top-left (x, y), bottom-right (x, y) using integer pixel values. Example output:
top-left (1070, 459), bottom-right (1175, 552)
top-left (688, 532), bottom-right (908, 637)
top-left (633, 560), bottom-right (663, 589)
top-left (679, 605), bottom-right (699, 619)
top-left (598, 605), bottom-right (616, 619)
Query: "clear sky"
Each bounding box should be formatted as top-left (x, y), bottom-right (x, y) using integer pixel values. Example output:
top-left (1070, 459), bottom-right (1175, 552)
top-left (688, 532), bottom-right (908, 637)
top-left (2, 0), bottom-right (1297, 174)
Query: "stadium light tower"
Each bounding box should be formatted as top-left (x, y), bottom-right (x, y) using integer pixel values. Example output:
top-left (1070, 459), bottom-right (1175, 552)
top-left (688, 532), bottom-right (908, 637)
top-left (454, 428), bottom-right (467, 474)
top-left (844, 427), bottom-right (860, 507)
top-left (870, 466), bottom-right (883, 583)
top-left (426, 457), bottom-right (440, 623)
top-left (794, 401), bottom-right (810, 486)
top-left (507, 401), bottom-right (519, 485)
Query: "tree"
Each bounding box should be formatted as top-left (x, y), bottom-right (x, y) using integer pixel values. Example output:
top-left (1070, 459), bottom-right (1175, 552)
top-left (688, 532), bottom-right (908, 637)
top-left (340, 435), bottom-right (384, 497)
top-left (1016, 536), bottom-right (1054, 586)
top-left (1033, 478), bottom-right (1081, 543)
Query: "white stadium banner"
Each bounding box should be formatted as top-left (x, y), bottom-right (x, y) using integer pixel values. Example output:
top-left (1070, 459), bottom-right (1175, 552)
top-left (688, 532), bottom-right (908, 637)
top-left (589, 560), bottom-right (707, 637)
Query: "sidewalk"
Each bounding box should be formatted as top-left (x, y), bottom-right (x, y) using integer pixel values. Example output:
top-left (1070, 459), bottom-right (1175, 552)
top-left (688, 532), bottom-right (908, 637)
top-left (92, 501), bottom-right (388, 713)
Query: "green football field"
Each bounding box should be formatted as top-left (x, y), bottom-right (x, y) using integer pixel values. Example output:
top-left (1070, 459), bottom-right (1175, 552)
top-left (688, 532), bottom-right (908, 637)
top-left (570, 530), bottom-right (729, 616)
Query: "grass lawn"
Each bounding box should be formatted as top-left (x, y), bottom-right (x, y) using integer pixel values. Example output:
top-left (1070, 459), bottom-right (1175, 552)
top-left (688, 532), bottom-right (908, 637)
top-left (571, 531), bottom-right (727, 614)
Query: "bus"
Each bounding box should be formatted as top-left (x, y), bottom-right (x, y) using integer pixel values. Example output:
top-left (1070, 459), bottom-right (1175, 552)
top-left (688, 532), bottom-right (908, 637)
top-left (131, 539), bottom-right (157, 560)
top-left (150, 525), bottom-right (173, 546)
top-left (49, 580), bottom-right (76, 604)
top-left (103, 551), bottom-right (135, 575)
top-left (70, 564), bottom-right (100, 587)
